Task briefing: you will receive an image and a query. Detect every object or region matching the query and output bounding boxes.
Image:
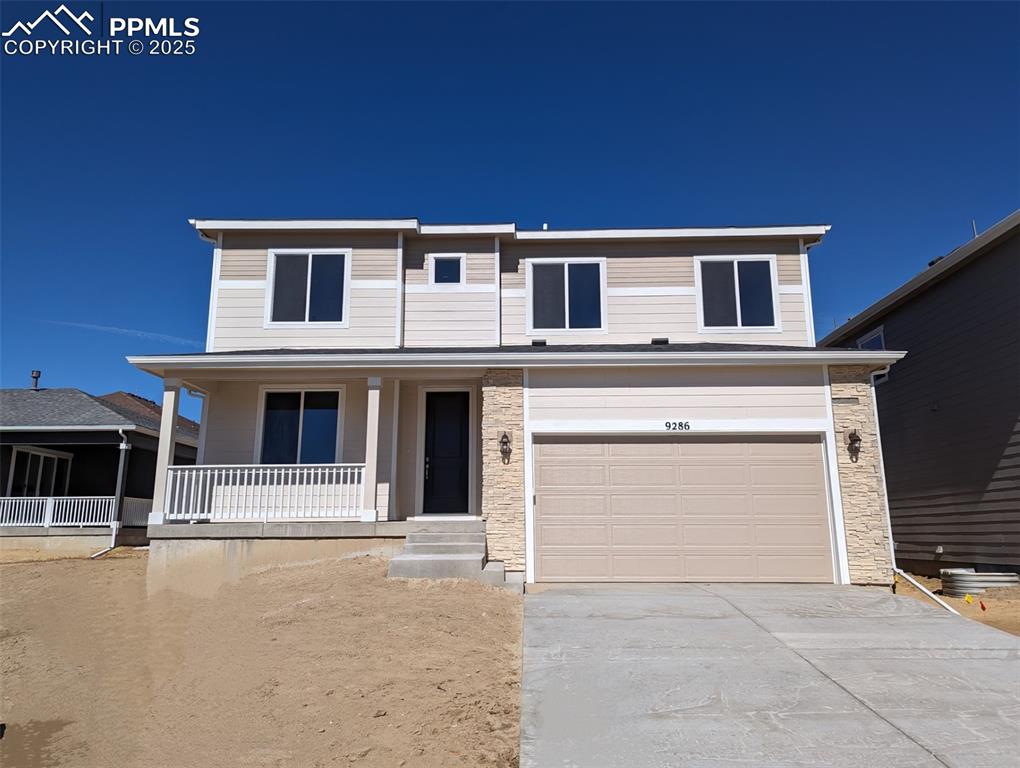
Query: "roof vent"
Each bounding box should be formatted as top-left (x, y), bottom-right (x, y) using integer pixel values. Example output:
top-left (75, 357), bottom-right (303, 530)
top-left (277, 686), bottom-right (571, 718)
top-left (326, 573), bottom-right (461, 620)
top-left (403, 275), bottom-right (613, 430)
top-left (928, 255), bottom-right (945, 268)
top-left (31, 370), bottom-right (41, 390)
top-left (531, 339), bottom-right (547, 347)
top-left (651, 338), bottom-right (669, 346)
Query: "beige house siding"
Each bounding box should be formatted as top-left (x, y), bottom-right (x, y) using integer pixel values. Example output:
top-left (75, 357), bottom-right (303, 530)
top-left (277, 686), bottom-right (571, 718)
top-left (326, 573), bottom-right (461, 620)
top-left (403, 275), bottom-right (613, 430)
top-left (527, 366), bottom-right (828, 424)
top-left (499, 240), bottom-right (808, 346)
top-left (481, 369), bottom-right (525, 571)
top-left (212, 233), bottom-right (398, 351)
top-left (829, 364), bottom-right (894, 585)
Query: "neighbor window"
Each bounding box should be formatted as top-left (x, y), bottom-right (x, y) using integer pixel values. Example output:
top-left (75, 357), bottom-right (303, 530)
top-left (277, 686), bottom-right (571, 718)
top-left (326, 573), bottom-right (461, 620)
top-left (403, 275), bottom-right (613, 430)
top-left (428, 253), bottom-right (465, 286)
top-left (699, 258), bottom-right (776, 328)
top-left (270, 251), bottom-right (348, 323)
top-left (260, 390), bottom-right (341, 464)
top-left (531, 261), bottom-right (603, 331)
top-left (857, 327), bottom-right (888, 383)
top-left (7, 447), bottom-right (71, 497)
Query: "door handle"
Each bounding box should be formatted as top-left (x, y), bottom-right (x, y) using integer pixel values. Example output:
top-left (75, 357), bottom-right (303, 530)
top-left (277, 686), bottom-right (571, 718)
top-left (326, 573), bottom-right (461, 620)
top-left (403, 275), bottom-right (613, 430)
top-left (424, 456), bottom-right (430, 481)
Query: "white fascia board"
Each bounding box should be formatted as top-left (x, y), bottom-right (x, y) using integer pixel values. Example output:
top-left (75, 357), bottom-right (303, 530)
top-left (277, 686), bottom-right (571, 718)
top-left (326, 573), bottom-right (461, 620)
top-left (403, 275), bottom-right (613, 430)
top-left (515, 225), bottom-right (831, 241)
top-left (420, 223), bottom-right (517, 235)
top-left (0, 424), bottom-right (137, 432)
top-left (127, 348), bottom-right (904, 374)
top-left (190, 219), bottom-right (420, 233)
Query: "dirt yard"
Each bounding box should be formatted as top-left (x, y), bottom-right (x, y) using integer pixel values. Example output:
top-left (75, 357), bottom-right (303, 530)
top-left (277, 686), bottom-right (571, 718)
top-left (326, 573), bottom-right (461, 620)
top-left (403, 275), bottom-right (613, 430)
top-left (0, 551), bottom-right (522, 767)
top-left (896, 571), bottom-right (1020, 637)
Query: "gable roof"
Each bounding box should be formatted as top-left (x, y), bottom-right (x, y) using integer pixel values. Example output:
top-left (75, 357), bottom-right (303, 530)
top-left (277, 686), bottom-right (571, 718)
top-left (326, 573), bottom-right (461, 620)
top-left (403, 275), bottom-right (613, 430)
top-left (820, 209), bottom-right (1020, 347)
top-left (0, 388), bottom-right (199, 443)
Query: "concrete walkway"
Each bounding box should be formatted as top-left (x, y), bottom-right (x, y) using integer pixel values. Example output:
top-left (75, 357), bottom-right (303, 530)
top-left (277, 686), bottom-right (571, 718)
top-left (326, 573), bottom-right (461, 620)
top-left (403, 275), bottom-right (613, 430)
top-left (521, 584), bottom-right (1020, 768)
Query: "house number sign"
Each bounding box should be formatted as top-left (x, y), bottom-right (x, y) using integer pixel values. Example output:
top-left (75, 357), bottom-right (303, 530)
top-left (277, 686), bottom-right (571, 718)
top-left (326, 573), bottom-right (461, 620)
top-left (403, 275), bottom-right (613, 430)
top-left (664, 421), bottom-right (692, 431)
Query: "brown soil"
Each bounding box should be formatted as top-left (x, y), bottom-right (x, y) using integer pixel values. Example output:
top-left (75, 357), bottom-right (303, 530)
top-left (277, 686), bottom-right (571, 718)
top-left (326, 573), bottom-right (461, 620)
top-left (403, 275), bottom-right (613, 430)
top-left (0, 552), bottom-right (522, 767)
top-left (895, 571), bottom-right (1020, 638)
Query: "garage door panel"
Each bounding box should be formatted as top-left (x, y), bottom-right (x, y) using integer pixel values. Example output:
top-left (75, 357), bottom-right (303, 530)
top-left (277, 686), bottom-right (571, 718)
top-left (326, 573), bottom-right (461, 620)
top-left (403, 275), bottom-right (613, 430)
top-left (610, 522), bottom-right (681, 546)
top-left (539, 523), bottom-right (609, 547)
top-left (537, 464), bottom-right (606, 488)
top-left (683, 523), bottom-right (753, 546)
top-left (538, 494), bottom-right (609, 518)
top-left (612, 555), bottom-right (684, 580)
top-left (534, 435), bottom-right (834, 583)
top-left (682, 494), bottom-right (749, 516)
top-left (609, 494), bottom-right (678, 516)
top-left (609, 464), bottom-right (677, 488)
top-left (681, 465), bottom-right (750, 486)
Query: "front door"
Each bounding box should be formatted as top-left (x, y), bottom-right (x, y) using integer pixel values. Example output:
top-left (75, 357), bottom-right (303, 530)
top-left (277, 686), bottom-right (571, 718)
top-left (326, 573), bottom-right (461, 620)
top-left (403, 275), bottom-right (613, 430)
top-left (423, 391), bottom-right (470, 514)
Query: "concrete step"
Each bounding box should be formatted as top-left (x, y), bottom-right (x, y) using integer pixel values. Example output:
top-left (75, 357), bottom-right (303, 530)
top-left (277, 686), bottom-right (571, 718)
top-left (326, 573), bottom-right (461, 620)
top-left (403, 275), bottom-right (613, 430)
top-left (402, 519), bottom-right (486, 534)
top-left (403, 542), bottom-right (486, 556)
top-left (481, 561), bottom-right (524, 593)
top-left (405, 532), bottom-right (486, 545)
top-left (387, 553), bottom-right (485, 580)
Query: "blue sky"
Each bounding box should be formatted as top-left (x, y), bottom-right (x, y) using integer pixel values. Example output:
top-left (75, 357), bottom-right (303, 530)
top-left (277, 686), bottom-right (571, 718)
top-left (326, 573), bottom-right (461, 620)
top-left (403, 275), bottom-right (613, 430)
top-left (2, 1), bottom-right (1018, 419)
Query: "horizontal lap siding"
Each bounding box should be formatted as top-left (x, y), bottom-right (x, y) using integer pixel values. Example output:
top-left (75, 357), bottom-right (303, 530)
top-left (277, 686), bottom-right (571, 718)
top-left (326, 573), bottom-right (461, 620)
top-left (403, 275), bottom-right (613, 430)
top-left (403, 237), bottom-right (496, 286)
top-left (404, 292), bottom-right (496, 346)
top-left (528, 366), bottom-right (828, 423)
top-left (500, 239), bottom-right (808, 345)
top-left (859, 235), bottom-right (1020, 568)
top-left (220, 249), bottom-right (268, 280)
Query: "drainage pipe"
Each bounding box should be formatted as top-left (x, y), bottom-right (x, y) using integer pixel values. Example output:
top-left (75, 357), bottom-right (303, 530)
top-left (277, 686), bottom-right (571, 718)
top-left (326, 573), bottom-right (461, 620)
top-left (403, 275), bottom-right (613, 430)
top-left (89, 546), bottom-right (115, 559)
top-left (869, 367), bottom-right (959, 616)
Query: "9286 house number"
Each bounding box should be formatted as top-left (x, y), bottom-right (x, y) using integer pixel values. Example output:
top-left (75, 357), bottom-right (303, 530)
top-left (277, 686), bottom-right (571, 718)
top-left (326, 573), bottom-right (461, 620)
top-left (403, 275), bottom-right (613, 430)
top-left (665, 421), bottom-right (691, 431)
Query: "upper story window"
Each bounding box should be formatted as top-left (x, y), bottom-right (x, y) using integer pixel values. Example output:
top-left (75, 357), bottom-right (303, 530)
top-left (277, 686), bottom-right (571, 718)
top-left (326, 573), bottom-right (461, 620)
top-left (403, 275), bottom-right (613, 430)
top-left (528, 258), bottom-right (606, 333)
top-left (267, 249), bottom-right (351, 326)
top-left (857, 327), bottom-right (888, 383)
top-left (696, 256), bottom-right (779, 331)
top-left (259, 389), bottom-right (342, 464)
top-left (428, 253), bottom-right (466, 287)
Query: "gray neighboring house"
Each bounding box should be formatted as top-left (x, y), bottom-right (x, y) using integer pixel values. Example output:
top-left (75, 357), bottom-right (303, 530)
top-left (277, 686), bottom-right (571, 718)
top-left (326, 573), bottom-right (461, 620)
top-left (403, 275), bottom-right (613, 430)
top-left (0, 383), bottom-right (198, 549)
top-left (821, 209), bottom-right (1020, 576)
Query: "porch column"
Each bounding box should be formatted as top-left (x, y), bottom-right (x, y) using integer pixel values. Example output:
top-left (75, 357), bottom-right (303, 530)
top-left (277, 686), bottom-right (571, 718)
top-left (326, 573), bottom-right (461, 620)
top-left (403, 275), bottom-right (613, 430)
top-left (361, 376), bottom-right (382, 522)
top-left (149, 380), bottom-right (180, 525)
top-left (112, 435), bottom-right (131, 544)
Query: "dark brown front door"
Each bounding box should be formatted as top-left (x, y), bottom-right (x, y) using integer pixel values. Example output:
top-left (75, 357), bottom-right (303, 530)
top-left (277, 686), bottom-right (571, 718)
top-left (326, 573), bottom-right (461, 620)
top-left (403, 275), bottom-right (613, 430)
top-left (423, 391), bottom-right (470, 514)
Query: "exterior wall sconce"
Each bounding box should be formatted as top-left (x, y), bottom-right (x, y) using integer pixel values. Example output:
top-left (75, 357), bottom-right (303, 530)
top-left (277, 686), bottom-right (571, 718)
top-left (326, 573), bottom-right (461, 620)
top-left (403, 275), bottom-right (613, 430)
top-left (499, 432), bottom-right (512, 464)
top-left (847, 430), bottom-right (862, 463)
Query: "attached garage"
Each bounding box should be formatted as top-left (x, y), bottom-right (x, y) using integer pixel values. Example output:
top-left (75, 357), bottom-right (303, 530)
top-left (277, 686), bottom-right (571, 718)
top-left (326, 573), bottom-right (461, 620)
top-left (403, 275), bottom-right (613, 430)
top-left (533, 435), bottom-right (835, 583)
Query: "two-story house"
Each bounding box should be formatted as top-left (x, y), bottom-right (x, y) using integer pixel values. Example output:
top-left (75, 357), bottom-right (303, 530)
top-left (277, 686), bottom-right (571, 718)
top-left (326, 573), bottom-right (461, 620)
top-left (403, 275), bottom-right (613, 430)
top-left (130, 219), bottom-right (903, 588)
top-left (822, 210), bottom-right (1020, 577)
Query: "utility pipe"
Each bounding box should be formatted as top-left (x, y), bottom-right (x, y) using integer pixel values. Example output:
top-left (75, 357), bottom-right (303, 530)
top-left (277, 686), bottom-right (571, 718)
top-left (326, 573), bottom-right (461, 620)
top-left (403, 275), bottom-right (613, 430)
top-left (870, 367), bottom-right (959, 615)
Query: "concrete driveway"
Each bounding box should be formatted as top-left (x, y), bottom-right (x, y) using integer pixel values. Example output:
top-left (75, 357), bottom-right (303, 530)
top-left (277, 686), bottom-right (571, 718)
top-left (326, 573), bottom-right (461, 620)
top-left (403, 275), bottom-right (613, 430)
top-left (521, 584), bottom-right (1020, 768)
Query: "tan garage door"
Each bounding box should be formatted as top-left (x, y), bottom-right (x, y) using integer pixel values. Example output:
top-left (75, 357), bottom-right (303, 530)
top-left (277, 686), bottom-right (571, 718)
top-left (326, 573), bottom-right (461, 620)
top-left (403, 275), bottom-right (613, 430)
top-left (533, 435), bottom-right (834, 582)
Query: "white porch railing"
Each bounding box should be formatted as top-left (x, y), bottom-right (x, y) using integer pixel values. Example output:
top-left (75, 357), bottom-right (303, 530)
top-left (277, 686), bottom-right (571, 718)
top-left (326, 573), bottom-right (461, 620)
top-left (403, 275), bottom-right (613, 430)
top-left (0, 496), bottom-right (117, 527)
top-left (121, 497), bottom-right (152, 527)
top-left (163, 464), bottom-right (366, 522)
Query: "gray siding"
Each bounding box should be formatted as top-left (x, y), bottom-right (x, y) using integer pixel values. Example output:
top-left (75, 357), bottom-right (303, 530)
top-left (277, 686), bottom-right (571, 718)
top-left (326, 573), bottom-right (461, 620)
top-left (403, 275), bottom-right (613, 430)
top-left (854, 232), bottom-right (1019, 571)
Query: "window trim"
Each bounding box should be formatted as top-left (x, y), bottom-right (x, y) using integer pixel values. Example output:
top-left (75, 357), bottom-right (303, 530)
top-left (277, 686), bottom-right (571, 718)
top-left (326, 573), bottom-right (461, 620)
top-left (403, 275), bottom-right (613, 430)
top-left (857, 326), bottom-right (888, 384)
top-left (254, 384), bottom-right (346, 464)
top-left (427, 252), bottom-right (467, 289)
top-left (264, 248), bottom-right (353, 329)
top-left (525, 257), bottom-right (608, 335)
top-left (694, 254), bottom-right (782, 333)
top-left (6, 446), bottom-right (73, 497)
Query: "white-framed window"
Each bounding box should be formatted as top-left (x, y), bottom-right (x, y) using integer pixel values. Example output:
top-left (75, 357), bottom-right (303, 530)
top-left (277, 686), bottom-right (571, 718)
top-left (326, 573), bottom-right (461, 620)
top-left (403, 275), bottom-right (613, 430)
top-left (427, 253), bottom-right (467, 287)
top-left (526, 257), bottom-right (607, 333)
top-left (6, 446), bottom-right (72, 497)
top-left (265, 249), bottom-right (352, 327)
top-left (857, 326), bottom-right (889, 384)
top-left (695, 255), bottom-right (781, 332)
top-left (255, 387), bottom-right (345, 464)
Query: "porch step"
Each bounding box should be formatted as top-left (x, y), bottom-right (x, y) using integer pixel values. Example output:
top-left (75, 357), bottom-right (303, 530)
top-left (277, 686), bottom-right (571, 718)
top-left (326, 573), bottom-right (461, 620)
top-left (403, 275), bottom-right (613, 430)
top-left (482, 561), bottom-right (525, 594)
top-left (403, 541), bottom-right (486, 556)
top-left (405, 532), bottom-right (486, 545)
top-left (402, 519), bottom-right (486, 534)
top-left (387, 553), bottom-right (486, 580)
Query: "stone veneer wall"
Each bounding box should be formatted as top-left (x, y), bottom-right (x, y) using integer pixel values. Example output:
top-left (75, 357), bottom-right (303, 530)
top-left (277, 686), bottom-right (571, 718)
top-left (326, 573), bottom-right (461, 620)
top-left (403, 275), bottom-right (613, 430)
top-left (480, 368), bottom-right (525, 571)
top-left (829, 364), bottom-right (895, 585)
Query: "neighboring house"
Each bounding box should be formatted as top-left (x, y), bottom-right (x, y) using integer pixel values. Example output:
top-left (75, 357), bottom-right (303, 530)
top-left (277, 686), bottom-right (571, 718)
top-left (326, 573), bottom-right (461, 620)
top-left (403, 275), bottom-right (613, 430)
top-left (0, 382), bottom-right (198, 548)
top-left (821, 210), bottom-right (1020, 576)
top-left (129, 218), bottom-right (903, 587)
